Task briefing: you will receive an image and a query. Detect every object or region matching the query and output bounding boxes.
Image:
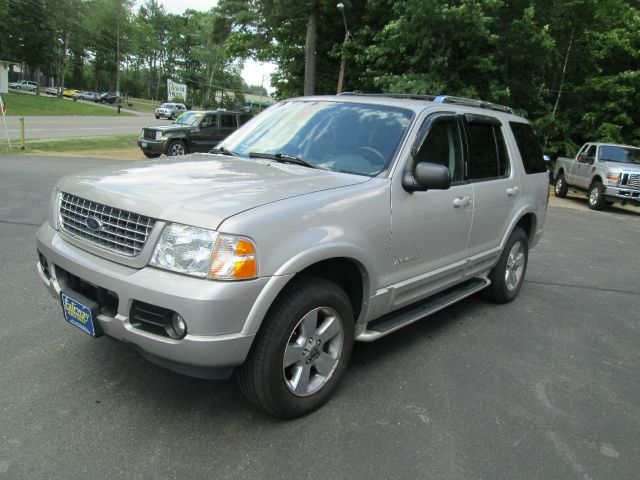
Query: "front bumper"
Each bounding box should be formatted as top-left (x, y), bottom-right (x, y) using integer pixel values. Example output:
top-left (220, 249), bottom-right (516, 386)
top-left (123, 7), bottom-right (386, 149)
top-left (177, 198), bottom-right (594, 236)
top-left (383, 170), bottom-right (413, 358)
top-left (605, 186), bottom-right (640, 205)
top-left (36, 223), bottom-right (267, 376)
top-left (137, 138), bottom-right (166, 155)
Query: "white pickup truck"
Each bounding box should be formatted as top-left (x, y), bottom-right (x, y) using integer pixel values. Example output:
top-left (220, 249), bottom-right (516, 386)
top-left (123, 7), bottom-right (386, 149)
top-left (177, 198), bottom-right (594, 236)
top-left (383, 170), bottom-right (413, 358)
top-left (553, 143), bottom-right (640, 209)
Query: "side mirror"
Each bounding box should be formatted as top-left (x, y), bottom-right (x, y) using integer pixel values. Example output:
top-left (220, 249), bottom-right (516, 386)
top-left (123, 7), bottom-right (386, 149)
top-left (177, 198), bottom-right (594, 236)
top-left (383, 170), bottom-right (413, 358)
top-left (403, 162), bottom-right (451, 192)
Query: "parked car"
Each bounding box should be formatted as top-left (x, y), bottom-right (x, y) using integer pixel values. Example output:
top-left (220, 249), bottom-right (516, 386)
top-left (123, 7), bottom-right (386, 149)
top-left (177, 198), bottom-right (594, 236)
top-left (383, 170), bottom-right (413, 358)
top-left (63, 89), bottom-right (79, 98)
top-left (9, 80), bottom-right (38, 91)
top-left (154, 102), bottom-right (186, 120)
top-left (138, 110), bottom-right (253, 157)
top-left (36, 94), bottom-right (548, 417)
top-left (96, 92), bottom-right (120, 104)
top-left (44, 87), bottom-right (59, 96)
top-left (554, 143), bottom-right (640, 209)
top-left (72, 91), bottom-right (99, 101)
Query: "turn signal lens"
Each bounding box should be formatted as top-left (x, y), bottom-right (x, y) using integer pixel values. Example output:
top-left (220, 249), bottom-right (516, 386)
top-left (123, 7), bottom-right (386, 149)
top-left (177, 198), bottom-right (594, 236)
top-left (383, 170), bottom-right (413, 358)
top-left (606, 173), bottom-right (620, 186)
top-left (209, 235), bottom-right (258, 280)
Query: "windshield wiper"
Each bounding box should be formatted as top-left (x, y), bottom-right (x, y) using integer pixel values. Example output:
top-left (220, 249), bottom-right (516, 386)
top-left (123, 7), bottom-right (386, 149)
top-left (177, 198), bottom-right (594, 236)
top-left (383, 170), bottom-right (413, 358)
top-left (249, 152), bottom-right (320, 169)
top-left (209, 146), bottom-right (241, 157)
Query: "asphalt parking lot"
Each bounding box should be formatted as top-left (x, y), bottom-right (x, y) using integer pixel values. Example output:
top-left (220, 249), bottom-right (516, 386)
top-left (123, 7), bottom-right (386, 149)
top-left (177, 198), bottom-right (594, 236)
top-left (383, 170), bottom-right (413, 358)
top-left (1, 155), bottom-right (639, 480)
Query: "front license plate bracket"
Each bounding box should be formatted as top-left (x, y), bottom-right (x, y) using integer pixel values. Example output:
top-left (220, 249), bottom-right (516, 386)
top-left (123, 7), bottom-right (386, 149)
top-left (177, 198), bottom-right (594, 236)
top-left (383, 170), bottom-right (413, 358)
top-left (61, 291), bottom-right (103, 337)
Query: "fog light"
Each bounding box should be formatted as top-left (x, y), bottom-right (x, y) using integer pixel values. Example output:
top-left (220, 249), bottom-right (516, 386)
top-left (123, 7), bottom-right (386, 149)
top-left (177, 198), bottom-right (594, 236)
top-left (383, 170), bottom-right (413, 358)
top-left (169, 312), bottom-right (187, 339)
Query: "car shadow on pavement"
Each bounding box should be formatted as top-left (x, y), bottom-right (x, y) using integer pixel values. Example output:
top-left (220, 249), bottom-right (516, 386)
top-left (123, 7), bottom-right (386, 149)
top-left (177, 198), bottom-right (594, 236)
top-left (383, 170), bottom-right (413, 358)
top-left (86, 292), bottom-right (490, 421)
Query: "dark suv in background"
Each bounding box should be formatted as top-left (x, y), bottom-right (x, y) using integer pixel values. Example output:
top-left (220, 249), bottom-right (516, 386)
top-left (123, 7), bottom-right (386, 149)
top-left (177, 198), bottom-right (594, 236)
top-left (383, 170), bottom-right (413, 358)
top-left (138, 110), bottom-right (253, 157)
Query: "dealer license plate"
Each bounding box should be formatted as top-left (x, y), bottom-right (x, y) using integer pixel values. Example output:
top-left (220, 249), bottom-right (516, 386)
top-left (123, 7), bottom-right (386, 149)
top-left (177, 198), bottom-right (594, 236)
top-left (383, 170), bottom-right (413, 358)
top-left (61, 292), bottom-right (97, 337)
top-left (141, 141), bottom-right (148, 148)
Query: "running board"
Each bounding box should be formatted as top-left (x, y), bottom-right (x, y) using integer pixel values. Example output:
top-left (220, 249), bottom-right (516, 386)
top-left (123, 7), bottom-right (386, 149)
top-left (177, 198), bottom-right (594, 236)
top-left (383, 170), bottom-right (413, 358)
top-left (356, 277), bottom-right (491, 342)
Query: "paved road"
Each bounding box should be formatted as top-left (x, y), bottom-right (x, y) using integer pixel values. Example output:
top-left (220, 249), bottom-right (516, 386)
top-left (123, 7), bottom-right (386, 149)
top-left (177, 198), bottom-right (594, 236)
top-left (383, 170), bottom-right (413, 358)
top-left (1, 113), bottom-right (165, 141)
top-left (1, 155), bottom-right (639, 479)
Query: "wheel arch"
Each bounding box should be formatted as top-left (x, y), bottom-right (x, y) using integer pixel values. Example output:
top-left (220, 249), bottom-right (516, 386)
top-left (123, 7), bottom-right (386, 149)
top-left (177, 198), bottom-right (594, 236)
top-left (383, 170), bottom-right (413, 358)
top-left (500, 209), bottom-right (538, 250)
top-left (591, 174), bottom-right (603, 186)
top-left (241, 254), bottom-right (371, 337)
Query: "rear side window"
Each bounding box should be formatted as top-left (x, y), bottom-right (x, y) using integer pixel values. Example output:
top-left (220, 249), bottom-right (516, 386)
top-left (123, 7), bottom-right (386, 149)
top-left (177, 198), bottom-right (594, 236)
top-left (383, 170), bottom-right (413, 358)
top-left (467, 122), bottom-right (510, 180)
top-left (510, 122), bottom-right (546, 174)
top-left (239, 114), bottom-right (252, 125)
top-left (221, 114), bottom-right (236, 128)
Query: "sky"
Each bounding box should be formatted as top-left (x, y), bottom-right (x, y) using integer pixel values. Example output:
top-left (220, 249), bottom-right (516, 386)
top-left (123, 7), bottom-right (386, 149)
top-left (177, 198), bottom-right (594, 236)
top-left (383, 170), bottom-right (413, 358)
top-left (134, 0), bottom-right (277, 94)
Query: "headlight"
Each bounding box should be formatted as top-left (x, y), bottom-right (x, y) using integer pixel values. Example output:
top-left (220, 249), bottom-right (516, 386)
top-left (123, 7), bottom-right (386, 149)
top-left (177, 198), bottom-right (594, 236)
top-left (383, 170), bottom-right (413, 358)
top-left (50, 190), bottom-right (62, 230)
top-left (155, 131), bottom-right (162, 141)
top-left (150, 223), bottom-right (258, 280)
top-left (606, 172), bottom-right (620, 186)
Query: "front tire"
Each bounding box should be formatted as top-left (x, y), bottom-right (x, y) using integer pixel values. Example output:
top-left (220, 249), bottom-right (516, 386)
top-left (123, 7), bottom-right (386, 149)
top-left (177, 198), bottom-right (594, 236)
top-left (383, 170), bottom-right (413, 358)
top-left (554, 174), bottom-right (568, 198)
top-left (237, 276), bottom-right (354, 418)
top-left (588, 181), bottom-right (606, 210)
top-left (484, 227), bottom-right (529, 303)
top-left (167, 140), bottom-right (187, 156)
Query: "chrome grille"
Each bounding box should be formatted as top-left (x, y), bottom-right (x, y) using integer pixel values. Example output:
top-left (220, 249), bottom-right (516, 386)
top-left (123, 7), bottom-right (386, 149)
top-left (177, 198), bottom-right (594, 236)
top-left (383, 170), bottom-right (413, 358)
top-left (143, 128), bottom-right (157, 141)
top-left (627, 174), bottom-right (640, 190)
top-left (59, 192), bottom-right (156, 257)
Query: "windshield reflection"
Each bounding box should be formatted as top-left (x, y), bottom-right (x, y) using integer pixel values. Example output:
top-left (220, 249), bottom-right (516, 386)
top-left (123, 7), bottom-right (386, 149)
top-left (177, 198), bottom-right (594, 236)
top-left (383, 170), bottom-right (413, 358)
top-left (219, 100), bottom-right (413, 177)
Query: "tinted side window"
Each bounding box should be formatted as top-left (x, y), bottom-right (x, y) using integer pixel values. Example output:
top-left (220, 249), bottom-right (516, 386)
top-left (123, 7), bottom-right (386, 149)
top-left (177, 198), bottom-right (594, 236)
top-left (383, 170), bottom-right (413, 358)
top-left (510, 122), bottom-right (546, 174)
top-left (414, 117), bottom-right (463, 182)
top-left (221, 114), bottom-right (236, 128)
top-left (202, 114), bottom-right (217, 128)
top-left (239, 114), bottom-right (252, 125)
top-left (467, 122), bottom-right (509, 180)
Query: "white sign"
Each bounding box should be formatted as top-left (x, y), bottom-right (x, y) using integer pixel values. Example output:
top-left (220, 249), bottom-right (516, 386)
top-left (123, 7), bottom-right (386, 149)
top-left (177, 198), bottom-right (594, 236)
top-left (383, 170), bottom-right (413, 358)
top-left (167, 79), bottom-right (187, 102)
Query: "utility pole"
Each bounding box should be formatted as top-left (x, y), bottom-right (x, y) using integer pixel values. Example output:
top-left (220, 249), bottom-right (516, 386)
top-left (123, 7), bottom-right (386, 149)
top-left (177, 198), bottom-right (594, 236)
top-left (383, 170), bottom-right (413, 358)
top-left (336, 3), bottom-right (350, 94)
top-left (116, 21), bottom-right (120, 95)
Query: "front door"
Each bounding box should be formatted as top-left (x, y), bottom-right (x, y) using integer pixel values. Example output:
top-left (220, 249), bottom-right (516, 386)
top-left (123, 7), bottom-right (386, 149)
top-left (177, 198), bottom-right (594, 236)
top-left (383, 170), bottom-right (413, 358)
top-left (191, 113), bottom-right (219, 152)
top-left (388, 113), bottom-right (474, 309)
top-left (575, 144), bottom-right (596, 189)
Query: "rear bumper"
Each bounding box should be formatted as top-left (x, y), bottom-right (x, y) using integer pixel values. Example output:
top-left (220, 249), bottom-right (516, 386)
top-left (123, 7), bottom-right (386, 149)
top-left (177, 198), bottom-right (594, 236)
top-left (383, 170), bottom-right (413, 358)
top-left (36, 223), bottom-right (269, 376)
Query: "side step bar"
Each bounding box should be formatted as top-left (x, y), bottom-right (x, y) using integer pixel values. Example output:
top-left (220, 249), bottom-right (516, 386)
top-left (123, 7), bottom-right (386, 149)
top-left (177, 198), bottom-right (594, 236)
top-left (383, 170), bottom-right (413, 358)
top-left (356, 277), bottom-right (491, 342)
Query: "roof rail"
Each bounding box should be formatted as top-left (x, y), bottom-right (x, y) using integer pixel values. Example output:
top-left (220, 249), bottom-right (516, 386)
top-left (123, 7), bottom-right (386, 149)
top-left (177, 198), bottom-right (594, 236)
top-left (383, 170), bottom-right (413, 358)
top-left (433, 95), bottom-right (514, 114)
top-left (339, 92), bottom-right (438, 101)
top-left (339, 92), bottom-right (515, 114)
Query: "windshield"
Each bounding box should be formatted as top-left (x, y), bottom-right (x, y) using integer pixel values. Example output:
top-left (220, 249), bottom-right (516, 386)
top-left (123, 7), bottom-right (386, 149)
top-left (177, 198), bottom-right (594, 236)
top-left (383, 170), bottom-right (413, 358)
top-left (174, 112), bottom-right (200, 126)
top-left (160, 103), bottom-right (173, 108)
top-left (598, 145), bottom-right (640, 164)
top-left (218, 100), bottom-right (414, 177)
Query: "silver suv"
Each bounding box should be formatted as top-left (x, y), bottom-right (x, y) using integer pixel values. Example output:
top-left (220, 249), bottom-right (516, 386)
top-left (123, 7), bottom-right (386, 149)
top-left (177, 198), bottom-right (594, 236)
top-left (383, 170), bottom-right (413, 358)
top-left (155, 102), bottom-right (186, 120)
top-left (36, 94), bottom-right (549, 417)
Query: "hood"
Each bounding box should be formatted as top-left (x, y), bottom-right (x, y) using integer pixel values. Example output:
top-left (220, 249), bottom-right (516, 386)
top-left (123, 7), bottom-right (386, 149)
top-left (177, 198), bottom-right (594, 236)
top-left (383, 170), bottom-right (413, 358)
top-left (56, 153), bottom-right (370, 230)
top-left (146, 124), bottom-right (194, 134)
top-left (600, 160), bottom-right (640, 173)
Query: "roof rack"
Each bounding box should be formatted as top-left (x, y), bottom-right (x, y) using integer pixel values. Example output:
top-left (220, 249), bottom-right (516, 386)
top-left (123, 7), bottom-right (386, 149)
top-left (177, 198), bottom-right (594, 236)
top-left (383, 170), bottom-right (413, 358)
top-left (339, 92), bottom-right (515, 114)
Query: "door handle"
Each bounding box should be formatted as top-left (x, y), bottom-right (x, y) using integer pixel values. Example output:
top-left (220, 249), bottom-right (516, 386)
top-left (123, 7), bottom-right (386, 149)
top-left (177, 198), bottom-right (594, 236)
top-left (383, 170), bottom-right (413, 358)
top-left (506, 186), bottom-right (520, 197)
top-left (453, 196), bottom-right (471, 208)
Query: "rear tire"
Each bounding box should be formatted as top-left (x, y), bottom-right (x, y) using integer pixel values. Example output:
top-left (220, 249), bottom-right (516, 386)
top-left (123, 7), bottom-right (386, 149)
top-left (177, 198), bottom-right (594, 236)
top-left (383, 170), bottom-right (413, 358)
top-left (483, 227), bottom-right (529, 303)
top-left (236, 276), bottom-right (354, 418)
top-left (588, 181), bottom-right (606, 210)
top-left (554, 174), bottom-right (568, 198)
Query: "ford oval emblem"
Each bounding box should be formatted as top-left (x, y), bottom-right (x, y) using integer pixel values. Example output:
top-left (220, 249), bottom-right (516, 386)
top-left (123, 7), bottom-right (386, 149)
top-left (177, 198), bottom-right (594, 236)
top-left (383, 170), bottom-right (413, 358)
top-left (85, 216), bottom-right (102, 232)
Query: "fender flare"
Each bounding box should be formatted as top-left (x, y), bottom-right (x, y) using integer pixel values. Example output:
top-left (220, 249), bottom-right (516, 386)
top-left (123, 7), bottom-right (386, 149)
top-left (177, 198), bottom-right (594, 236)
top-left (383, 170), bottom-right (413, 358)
top-left (241, 243), bottom-right (376, 336)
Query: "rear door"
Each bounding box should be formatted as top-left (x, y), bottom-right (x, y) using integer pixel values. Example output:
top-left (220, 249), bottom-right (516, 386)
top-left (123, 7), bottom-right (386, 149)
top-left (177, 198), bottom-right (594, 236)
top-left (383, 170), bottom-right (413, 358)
top-left (218, 113), bottom-right (238, 141)
top-left (464, 114), bottom-right (520, 275)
